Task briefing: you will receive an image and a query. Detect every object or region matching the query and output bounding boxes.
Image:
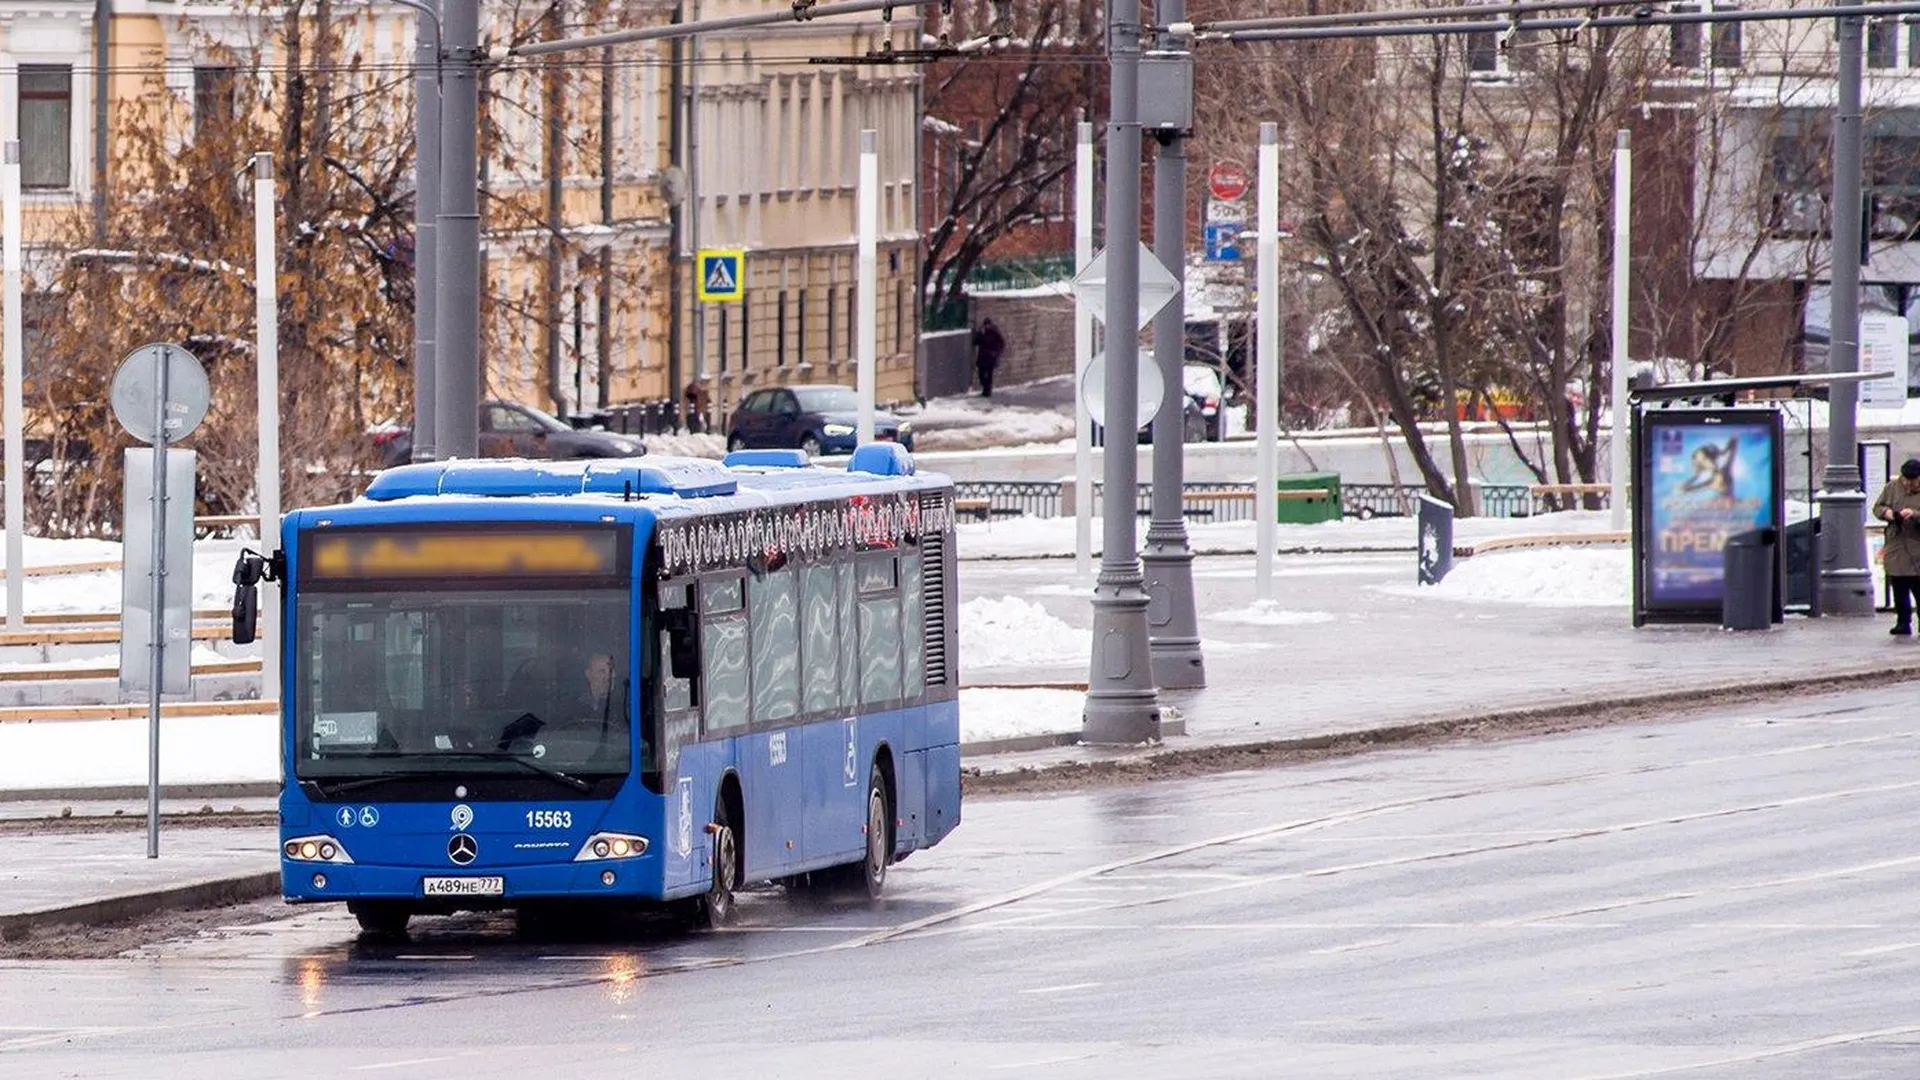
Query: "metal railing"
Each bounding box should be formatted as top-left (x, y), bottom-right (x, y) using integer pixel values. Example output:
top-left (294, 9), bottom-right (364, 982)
top-left (953, 479), bottom-right (1617, 522)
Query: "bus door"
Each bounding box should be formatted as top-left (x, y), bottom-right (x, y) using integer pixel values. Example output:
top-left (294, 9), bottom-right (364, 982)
top-left (802, 560), bottom-right (870, 865)
top-left (741, 567), bottom-right (804, 876)
top-left (655, 578), bottom-right (712, 895)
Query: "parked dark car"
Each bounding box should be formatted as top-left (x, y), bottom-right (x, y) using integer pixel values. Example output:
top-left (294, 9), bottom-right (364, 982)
top-left (725, 385), bottom-right (914, 457)
top-left (371, 401), bottom-right (646, 468)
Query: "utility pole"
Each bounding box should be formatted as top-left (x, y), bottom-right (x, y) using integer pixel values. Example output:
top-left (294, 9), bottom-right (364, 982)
top-left (1819, 10), bottom-right (1874, 615)
top-left (434, 0), bottom-right (481, 459)
top-left (412, 2), bottom-right (440, 460)
top-left (1143, 16), bottom-right (1203, 689)
top-left (1082, 0), bottom-right (1161, 744)
top-left (1609, 129), bottom-right (1629, 531)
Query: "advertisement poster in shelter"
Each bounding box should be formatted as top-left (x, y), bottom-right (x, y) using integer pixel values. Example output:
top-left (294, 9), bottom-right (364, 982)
top-left (1638, 409), bottom-right (1783, 615)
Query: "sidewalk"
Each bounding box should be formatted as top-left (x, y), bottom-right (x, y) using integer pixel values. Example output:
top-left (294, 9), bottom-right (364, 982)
top-left (7, 544), bottom-right (1917, 940)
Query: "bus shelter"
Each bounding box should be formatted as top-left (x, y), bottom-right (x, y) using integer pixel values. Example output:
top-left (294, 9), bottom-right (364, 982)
top-left (1626, 373), bottom-right (1885, 628)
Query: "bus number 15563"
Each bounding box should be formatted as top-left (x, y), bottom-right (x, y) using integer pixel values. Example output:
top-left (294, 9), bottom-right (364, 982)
top-left (526, 810), bottom-right (574, 829)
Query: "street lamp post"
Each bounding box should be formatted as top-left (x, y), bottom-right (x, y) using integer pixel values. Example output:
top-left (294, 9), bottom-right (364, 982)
top-left (1082, 0), bottom-right (1161, 744)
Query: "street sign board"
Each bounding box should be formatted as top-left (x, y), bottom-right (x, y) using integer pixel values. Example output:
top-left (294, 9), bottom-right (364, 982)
top-left (110, 343), bottom-right (209, 445)
top-left (696, 249), bottom-right (745, 303)
top-left (1080, 348), bottom-right (1166, 431)
top-left (1071, 243), bottom-right (1180, 331)
top-left (1208, 160), bottom-right (1250, 202)
top-left (1859, 312), bottom-right (1909, 409)
top-left (1205, 198), bottom-right (1246, 224)
top-left (1203, 222), bottom-right (1242, 263)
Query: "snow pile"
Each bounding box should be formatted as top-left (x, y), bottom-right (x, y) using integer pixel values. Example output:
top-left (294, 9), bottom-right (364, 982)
top-left (1386, 546), bottom-right (1631, 607)
top-left (958, 687), bottom-right (1083, 743)
top-left (642, 432), bottom-right (726, 459)
top-left (959, 595), bottom-right (1089, 669)
top-left (0, 712), bottom-right (278, 790)
top-left (900, 394), bottom-right (1075, 452)
top-left (1209, 601), bottom-right (1338, 627)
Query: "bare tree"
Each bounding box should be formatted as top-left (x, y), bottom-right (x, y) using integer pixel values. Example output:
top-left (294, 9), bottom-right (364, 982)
top-left (28, 1), bottom-right (416, 535)
top-left (919, 0), bottom-right (1102, 316)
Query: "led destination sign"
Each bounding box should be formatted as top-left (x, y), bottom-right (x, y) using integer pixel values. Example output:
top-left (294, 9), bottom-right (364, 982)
top-left (306, 527), bottom-right (624, 581)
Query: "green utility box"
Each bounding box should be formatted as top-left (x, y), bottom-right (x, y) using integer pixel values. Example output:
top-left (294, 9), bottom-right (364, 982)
top-left (1275, 472), bottom-right (1342, 524)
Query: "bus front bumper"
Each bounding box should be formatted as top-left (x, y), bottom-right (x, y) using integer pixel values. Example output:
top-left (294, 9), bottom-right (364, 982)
top-left (282, 856), bottom-right (661, 903)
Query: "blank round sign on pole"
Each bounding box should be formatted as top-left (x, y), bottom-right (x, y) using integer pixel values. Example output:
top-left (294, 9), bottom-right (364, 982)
top-left (1080, 349), bottom-right (1166, 432)
top-left (110, 343), bottom-right (209, 444)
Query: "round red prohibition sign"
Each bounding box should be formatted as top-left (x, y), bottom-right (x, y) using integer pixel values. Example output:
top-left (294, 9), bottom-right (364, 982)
top-left (1208, 160), bottom-right (1251, 202)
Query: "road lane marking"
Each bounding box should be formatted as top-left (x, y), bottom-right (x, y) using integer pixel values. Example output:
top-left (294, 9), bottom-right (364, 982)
top-left (1573, 1022), bottom-right (1920, 1078)
top-left (352, 1056), bottom-right (458, 1071)
top-left (1309, 938), bottom-right (1397, 955)
top-left (1018, 982), bottom-right (1102, 995)
top-left (1842, 941), bottom-right (1920, 957)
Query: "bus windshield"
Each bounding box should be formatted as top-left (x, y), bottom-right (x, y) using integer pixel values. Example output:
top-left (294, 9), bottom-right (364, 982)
top-left (293, 588), bottom-right (636, 788)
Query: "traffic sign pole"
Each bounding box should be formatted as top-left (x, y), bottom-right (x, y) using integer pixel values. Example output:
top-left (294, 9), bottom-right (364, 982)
top-left (145, 346), bottom-right (171, 859)
top-left (1146, 22), bottom-right (1204, 690)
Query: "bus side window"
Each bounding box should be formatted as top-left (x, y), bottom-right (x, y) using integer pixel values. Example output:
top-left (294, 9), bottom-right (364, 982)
top-left (799, 564), bottom-right (839, 714)
top-left (857, 556), bottom-right (903, 705)
top-left (902, 553), bottom-right (924, 700)
top-left (700, 577), bottom-right (751, 735)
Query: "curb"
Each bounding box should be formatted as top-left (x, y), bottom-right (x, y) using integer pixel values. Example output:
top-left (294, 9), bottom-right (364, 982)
top-left (964, 662), bottom-right (1920, 785)
top-left (960, 715), bottom-right (1187, 757)
top-left (0, 782), bottom-right (281, 804)
top-left (0, 870), bottom-right (279, 942)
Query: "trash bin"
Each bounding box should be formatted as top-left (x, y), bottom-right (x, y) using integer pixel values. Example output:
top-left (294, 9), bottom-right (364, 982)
top-left (1722, 527), bottom-right (1778, 630)
top-left (1276, 471), bottom-right (1342, 524)
top-left (1783, 517), bottom-right (1822, 616)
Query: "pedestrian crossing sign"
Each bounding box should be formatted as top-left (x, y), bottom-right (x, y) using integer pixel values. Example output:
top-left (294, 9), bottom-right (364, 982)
top-left (697, 249), bottom-right (745, 302)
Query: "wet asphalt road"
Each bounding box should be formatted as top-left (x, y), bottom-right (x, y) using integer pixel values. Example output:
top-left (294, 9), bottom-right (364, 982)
top-left (7, 684), bottom-right (1920, 1078)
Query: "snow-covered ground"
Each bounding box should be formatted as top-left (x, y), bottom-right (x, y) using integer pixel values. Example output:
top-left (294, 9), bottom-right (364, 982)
top-left (897, 379), bottom-right (1077, 452)
top-left (956, 509), bottom-right (1621, 560)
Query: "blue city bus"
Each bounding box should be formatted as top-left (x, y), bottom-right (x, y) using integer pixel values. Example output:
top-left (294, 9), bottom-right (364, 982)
top-left (231, 444), bottom-right (961, 936)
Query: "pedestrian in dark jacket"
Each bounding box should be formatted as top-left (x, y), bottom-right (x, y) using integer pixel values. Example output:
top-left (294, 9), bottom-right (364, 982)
top-left (1873, 457), bottom-right (1920, 635)
top-left (971, 318), bottom-right (1006, 397)
top-left (683, 378), bottom-right (711, 434)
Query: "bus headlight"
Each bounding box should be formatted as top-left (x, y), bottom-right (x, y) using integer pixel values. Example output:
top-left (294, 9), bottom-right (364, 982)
top-left (283, 835), bottom-right (355, 864)
top-left (574, 832), bottom-right (649, 861)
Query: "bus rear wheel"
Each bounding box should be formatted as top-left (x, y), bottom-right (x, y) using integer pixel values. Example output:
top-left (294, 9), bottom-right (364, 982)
top-left (824, 764), bottom-right (891, 900)
top-left (349, 900), bottom-right (412, 940)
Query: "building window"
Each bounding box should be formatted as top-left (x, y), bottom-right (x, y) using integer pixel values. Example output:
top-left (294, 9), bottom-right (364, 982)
top-left (1466, 30), bottom-right (1500, 73)
top-left (894, 277), bottom-right (905, 353)
top-left (1669, 8), bottom-right (1702, 68)
top-left (1710, 17), bottom-right (1742, 68)
top-left (826, 285), bottom-right (838, 360)
top-left (1870, 17), bottom-right (1901, 68)
top-left (193, 67), bottom-right (237, 136)
top-left (19, 66), bottom-right (72, 191)
top-left (741, 296), bottom-right (752, 370)
top-left (1670, 5), bottom-right (1740, 68)
top-left (797, 289), bottom-right (808, 364)
top-left (776, 290), bottom-right (788, 366)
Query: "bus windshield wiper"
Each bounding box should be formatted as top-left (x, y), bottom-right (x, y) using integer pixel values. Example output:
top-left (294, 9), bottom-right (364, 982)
top-left (309, 753), bottom-right (592, 796)
top-left (431, 750), bottom-right (592, 792)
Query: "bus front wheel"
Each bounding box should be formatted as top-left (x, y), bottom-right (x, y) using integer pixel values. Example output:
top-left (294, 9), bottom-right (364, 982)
top-left (349, 900), bottom-right (411, 940)
top-left (684, 800), bottom-right (739, 930)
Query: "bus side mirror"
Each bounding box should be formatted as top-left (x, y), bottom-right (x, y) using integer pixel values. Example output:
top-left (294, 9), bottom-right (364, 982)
top-left (661, 608), bottom-right (698, 680)
top-left (230, 549), bottom-right (280, 646)
top-left (232, 555), bottom-right (261, 645)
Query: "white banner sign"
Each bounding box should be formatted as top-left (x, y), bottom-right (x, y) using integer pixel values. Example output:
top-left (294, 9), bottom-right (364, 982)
top-left (1859, 312), bottom-right (1909, 410)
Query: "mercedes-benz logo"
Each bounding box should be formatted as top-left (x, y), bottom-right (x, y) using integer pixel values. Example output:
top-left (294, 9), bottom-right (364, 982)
top-left (447, 834), bottom-right (478, 866)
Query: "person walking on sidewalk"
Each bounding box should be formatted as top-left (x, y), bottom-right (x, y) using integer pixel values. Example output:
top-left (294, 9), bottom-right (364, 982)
top-left (971, 317), bottom-right (1005, 398)
top-left (1872, 457), bottom-right (1920, 635)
